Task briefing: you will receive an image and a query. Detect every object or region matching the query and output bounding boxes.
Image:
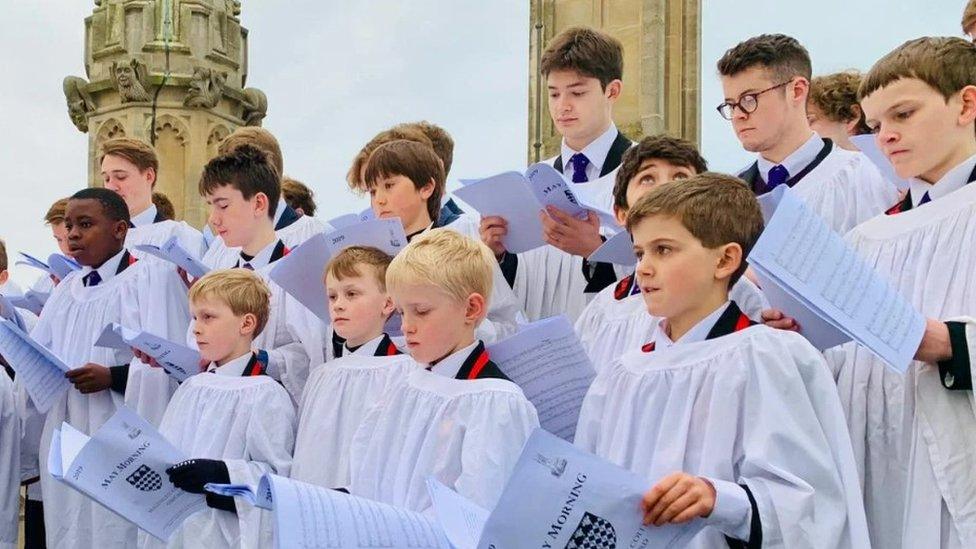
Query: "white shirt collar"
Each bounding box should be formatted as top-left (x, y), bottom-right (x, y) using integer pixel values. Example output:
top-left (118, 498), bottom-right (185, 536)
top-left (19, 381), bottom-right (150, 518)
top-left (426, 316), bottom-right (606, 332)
top-left (651, 301), bottom-right (731, 350)
top-left (908, 152), bottom-right (976, 207)
top-left (129, 204), bottom-right (158, 228)
top-left (80, 248), bottom-right (128, 285)
top-left (206, 351), bottom-right (253, 377)
top-left (238, 239), bottom-right (281, 271)
top-left (428, 340), bottom-right (480, 379)
top-left (345, 334), bottom-right (386, 357)
top-left (757, 132), bottom-right (823, 183)
top-left (560, 123), bottom-right (619, 181)
top-left (273, 198), bottom-right (288, 226)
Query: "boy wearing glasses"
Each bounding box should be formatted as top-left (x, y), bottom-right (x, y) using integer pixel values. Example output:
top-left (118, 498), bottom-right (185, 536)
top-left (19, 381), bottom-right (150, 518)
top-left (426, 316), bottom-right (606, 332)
top-left (717, 34), bottom-right (896, 234)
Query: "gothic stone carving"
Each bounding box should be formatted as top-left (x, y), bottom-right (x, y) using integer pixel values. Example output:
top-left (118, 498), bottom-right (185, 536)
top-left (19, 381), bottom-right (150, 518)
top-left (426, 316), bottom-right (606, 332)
top-left (240, 88), bottom-right (267, 126)
top-left (111, 58), bottom-right (152, 103)
top-left (63, 76), bottom-right (96, 132)
top-left (184, 67), bottom-right (227, 109)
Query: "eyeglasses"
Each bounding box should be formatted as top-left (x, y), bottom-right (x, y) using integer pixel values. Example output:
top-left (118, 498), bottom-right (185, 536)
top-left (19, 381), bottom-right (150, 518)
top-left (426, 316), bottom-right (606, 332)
top-left (716, 80), bottom-right (793, 121)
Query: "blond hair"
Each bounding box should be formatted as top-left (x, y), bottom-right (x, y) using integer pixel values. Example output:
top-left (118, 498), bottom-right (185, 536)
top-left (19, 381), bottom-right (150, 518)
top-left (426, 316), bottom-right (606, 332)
top-left (325, 246), bottom-right (393, 291)
top-left (188, 269), bottom-right (272, 336)
top-left (963, 1), bottom-right (976, 34)
top-left (218, 127), bottom-right (284, 179)
top-left (860, 37), bottom-right (976, 102)
top-left (386, 229), bottom-right (494, 306)
top-left (626, 173), bottom-right (763, 286)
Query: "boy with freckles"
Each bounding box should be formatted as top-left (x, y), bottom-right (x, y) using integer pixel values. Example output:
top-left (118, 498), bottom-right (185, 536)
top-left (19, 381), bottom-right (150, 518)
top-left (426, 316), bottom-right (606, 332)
top-left (575, 176), bottom-right (867, 548)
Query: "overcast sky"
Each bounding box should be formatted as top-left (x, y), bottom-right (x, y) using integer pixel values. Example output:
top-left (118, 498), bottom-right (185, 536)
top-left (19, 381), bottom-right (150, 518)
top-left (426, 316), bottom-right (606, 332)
top-left (0, 1), bottom-right (963, 287)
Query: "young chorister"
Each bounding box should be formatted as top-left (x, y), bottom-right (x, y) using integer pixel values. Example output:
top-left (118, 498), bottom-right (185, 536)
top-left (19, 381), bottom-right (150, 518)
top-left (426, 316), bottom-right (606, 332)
top-left (143, 269), bottom-right (294, 549)
top-left (574, 135), bottom-right (768, 371)
top-left (480, 27), bottom-right (634, 322)
top-left (347, 229), bottom-right (539, 513)
top-left (197, 145), bottom-right (326, 401)
top-left (575, 175), bottom-right (868, 547)
top-left (33, 188), bottom-right (190, 548)
top-left (291, 245), bottom-right (414, 490)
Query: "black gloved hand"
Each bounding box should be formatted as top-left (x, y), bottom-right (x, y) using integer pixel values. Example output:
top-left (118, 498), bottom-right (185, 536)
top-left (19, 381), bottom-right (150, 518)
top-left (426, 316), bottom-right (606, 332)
top-left (165, 459), bottom-right (230, 494)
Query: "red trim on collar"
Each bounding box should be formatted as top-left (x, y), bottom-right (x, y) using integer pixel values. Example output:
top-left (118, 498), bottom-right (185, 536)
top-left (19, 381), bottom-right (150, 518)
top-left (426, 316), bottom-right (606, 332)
top-left (127, 254), bottom-right (139, 266)
top-left (734, 313), bottom-right (752, 332)
top-left (383, 341), bottom-right (400, 356)
top-left (641, 342), bottom-right (656, 353)
top-left (466, 349), bottom-right (491, 380)
top-left (613, 274), bottom-right (634, 301)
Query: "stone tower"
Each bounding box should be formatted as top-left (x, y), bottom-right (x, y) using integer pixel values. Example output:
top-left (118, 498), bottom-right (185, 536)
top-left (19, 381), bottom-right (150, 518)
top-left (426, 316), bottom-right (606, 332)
top-left (62, 0), bottom-right (267, 228)
top-left (528, 0), bottom-right (700, 162)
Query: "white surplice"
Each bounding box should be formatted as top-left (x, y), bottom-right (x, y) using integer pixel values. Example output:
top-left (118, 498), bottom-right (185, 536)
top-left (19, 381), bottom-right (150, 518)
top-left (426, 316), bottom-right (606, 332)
top-left (291, 354), bottom-right (418, 489)
top-left (825, 172), bottom-right (976, 548)
top-left (0, 373), bottom-right (18, 549)
top-left (576, 326), bottom-right (869, 548)
top-left (33, 258), bottom-right (190, 549)
top-left (138, 372), bottom-right (295, 549)
top-left (575, 275), bottom-right (768, 373)
top-left (348, 367), bottom-right (539, 513)
top-left (201, 208), bottom-right (333, 270)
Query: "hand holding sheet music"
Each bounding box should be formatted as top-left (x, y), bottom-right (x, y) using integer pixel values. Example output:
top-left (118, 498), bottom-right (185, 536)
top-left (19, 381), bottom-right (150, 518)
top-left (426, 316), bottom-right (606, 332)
top-left (750, 186), bottom-right (925, 371)
top-left (47, 406), bottom-right (206, 541)
top-left (133, 236), bottom-right (210, 279)
top-left (95, 323), bottom-right (201, 382)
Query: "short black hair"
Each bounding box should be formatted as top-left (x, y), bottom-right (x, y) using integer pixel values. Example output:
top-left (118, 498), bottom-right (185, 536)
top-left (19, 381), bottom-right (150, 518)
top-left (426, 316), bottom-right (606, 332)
top-left (70, 187), bottom-right (131, 224)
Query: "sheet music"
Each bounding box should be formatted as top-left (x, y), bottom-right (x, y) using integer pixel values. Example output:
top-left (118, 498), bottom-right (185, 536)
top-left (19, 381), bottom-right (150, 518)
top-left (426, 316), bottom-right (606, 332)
top-left (48, 406), bottom-right (206, 541)
top-left (587, 230), bottom-right (636, 266)
top-left (133, 236), bottom-right (210, 279)
top-left (427, 479), bottom-right (487, 549)
top-left (488, 316), bottom-right (596, 441)
top-left (749, 186), bottom-right (925, 371)
top-left (452, 172), bottom-right (547, 254)
top-left (95, 323), bottom-right (200, 382)
top-left (0, 318), bottom-right (71, 413)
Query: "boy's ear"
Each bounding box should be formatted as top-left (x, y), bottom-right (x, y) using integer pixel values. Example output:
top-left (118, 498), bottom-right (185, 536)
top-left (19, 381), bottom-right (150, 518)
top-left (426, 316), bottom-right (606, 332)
top-left (714, 243), bottom-right (743, 282)
top-left (846, 105), bottom-right (864, 136)
top-left (0, 271), bottom-right (8, 286)
top-left (957, 85), bottom-right (976, 126)
top-left (381, 294), bottom-right (395, 318)
top-left (605, 79), bottom-right (622, 101)
top-left (240, 312), bottom-right (258, 335)
top-left (113, 219), bottom-right (129, 242)
top-left (253, 192), bottom-right (270, 217)
top-left (464, 292), bottom-right (487, 326)
top-left (613, 204), bottom-right (628, 227)
top-left (143, 167), bottom-right (156, 188)
top-left (419, 178), bottom-right (436, 201)
top-left (790, 77), bottom-right (810, 105)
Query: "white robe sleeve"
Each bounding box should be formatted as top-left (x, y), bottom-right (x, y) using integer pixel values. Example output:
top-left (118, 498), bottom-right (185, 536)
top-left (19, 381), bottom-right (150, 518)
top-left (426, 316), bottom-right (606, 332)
top-left (224, 385), bottom-right (296, 549)
top-left (264, 293), bottom-right (326, 402)
top-left (476, 260), bottom-right (524, 344)
top-left (0, 374), bottom-right (20, 549)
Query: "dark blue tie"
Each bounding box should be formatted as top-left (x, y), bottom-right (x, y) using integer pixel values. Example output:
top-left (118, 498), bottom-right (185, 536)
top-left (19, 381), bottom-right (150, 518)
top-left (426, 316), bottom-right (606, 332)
top-left (83, 271), bottom-right (102, 287)
top-left (766, 165), bottom-right (790, 193)
top-left (918, 191), bottom-right (931, 206)
top-left (570, 153), bottom-right (590, 183)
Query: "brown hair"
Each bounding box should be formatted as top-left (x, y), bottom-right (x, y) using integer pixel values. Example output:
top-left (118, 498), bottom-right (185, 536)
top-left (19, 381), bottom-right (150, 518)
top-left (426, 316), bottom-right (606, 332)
top-left (626, 173), bottom-right (763, 286)
top-left (0, 239), bottom-right (6, 273)
top-left (859, 37), bottom-right (976, 102)
top-left (363, 140), bottom-right (445, 223)
top-left (152, 191), bottom-right (175, 220)
top-left (394, 121), bottom-right (454, 176)
top-left (218, 127), bottom-right (284, 179)
top-left (717, 34), bottom-right (812, 82)
top-left (281, 177), bottom-right (317, 217)
top-left (44, 198), bottom-right (70, 225)
top-left (540, 27), bottom-right (624, 89)
top-left (325, 245), bottom-right (394, 291)
top-left (347, 126), bottom-right (434, 192)
top-left (99, 138), bottom-right (159, 185)
top-left (808, 71), bottom-right (871, 135)
top-left (613, 135), bottom-right (708, 211)
top-left (189, 269), bottom-right (272, 336)
top-left (963, 1), bottom-right (976, 34)
top-left (199, 144), bottom-right (281, 218)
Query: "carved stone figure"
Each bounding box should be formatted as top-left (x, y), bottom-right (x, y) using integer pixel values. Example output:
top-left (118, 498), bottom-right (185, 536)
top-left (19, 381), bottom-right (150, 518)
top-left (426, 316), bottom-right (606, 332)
top-left (184, 67), bottom-right (227, 108)
top-left (240, 88), bottom-right (268, 126)
top-left (110, 58), bottom-right (152, 103)
top-left (63, 76), bottom-right (96, 132)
